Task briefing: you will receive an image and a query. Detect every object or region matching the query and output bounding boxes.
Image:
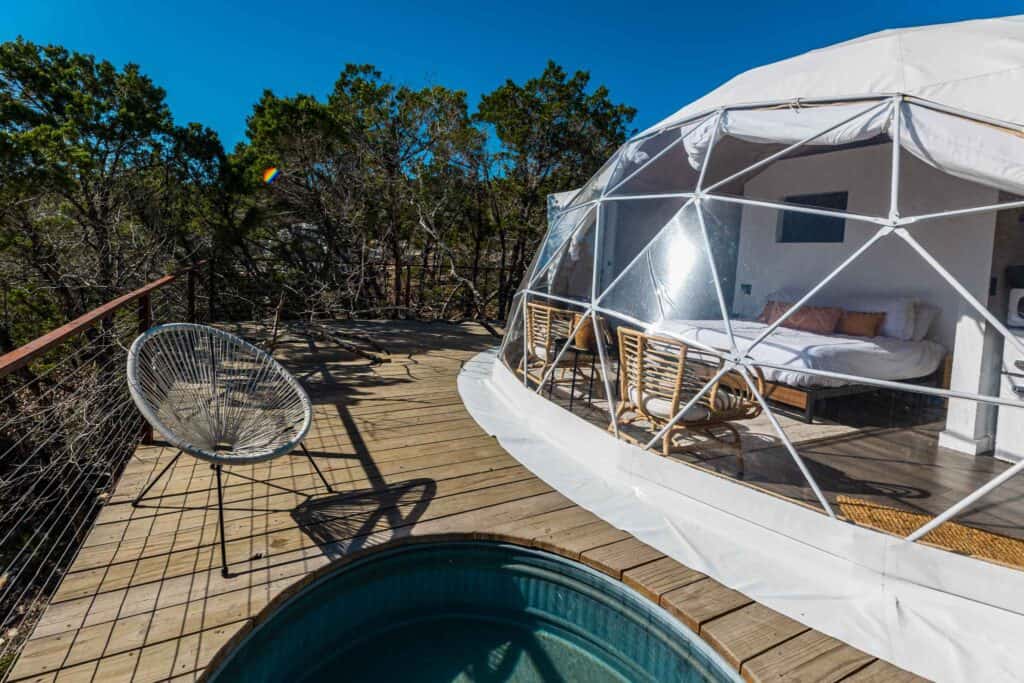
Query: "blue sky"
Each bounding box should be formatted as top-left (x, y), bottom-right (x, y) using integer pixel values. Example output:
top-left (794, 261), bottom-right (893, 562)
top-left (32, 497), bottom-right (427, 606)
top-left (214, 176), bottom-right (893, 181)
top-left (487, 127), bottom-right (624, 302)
top-left (5, 1), bottom-right (1022, 149)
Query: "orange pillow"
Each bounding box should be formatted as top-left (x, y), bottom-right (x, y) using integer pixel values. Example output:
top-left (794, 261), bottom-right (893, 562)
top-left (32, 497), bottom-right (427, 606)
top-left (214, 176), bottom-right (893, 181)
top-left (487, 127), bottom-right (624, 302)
top-left (838, 310), bottom-right (886, 337)
top-left (780, 305), bottom-right (843, 334)
top-left (757, 300), bottom-right (793, 325)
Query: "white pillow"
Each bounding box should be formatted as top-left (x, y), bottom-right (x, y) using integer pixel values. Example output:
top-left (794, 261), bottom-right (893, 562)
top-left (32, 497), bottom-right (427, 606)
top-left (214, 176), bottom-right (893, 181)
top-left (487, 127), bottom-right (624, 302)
top-left (840, 296), bottom-right (918, 340)
top-left (911, 303), bottom-right (940, 341)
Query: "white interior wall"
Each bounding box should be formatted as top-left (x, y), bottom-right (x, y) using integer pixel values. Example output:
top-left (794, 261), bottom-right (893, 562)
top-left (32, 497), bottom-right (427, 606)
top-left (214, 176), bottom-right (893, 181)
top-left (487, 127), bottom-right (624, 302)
top-left (728, 143), bottom-right (1002, 454)
top-left (729, 144), bottom-right (999, 350)
top-left (596, 199), bottom-right (708, 323)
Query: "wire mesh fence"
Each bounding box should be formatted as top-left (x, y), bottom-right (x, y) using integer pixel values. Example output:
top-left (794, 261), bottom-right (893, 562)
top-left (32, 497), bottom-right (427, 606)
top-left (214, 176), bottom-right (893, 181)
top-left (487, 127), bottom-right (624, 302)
top-left (207, 260), bottom-right (510, 325)
top-left (0, 267), bottom-right (203, 678)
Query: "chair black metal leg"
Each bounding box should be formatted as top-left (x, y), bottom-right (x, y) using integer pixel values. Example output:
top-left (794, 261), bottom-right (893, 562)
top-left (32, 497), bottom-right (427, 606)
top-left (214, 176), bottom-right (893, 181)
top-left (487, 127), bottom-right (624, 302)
top-left (300, 442), bottom-right (334, 493)
top-left (213, 463), bottom-right (230, 578)
top-left (568, 351), bottom-right (579, 411)
top-left (587, 355), bottom-right (597, 408)
top-left (132, 449), bottom-right (183, 507)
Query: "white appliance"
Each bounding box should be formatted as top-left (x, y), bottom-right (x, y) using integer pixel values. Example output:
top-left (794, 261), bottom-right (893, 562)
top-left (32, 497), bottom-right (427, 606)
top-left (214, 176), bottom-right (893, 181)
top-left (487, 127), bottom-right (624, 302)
top-left (996, 328), bottom-right (1024, 462)
top-left (1009, 288), bottom-right (1024, 328)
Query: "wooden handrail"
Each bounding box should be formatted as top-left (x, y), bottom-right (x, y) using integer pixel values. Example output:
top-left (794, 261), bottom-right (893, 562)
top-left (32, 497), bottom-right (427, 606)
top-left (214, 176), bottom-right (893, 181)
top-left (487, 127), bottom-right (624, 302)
top-left (0, 262), bottom-right (204, 380)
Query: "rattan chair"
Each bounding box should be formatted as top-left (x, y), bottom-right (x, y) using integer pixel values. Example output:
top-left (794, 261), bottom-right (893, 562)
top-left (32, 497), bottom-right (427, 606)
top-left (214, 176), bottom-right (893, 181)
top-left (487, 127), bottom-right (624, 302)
top-left (612, 327), bottom-right (764, 463)
top-left (523, 301), bottom-right (583, 385)
top-left (126, 323), bottom-right (331, 577)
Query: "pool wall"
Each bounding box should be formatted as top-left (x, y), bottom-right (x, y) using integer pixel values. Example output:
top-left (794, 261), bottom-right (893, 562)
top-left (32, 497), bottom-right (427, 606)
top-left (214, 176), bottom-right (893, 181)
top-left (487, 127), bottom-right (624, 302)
top-left (203, 540), bottom-right (740, 682)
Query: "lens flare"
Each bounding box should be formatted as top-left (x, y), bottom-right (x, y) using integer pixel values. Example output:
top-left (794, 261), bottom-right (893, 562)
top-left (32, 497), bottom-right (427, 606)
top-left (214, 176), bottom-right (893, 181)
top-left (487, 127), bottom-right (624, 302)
top-left (262, 167), bottom-right (280, 184)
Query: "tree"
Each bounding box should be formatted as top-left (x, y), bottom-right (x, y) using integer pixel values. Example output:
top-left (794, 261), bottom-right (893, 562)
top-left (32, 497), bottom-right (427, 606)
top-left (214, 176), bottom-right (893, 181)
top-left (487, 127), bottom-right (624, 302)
top-left (476, 60), bottom-right (636, 316)
top-left (235, 90), bottom-right (359, 317)
top-left (327, 65), bottom-right (474, 315)
top-left (236, 65), bottom-right (479, 319)
top-left (0, 37), bottom-right (223, 326)
top-left (0, 43), bottom-right (638, 332)
top-left (0, 47), bottom-right (643, 669)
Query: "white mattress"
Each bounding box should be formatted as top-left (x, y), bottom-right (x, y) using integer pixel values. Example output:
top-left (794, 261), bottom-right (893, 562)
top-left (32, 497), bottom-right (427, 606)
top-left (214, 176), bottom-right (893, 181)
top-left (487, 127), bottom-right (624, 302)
top-left (647, 319), bottom-right (946, 388)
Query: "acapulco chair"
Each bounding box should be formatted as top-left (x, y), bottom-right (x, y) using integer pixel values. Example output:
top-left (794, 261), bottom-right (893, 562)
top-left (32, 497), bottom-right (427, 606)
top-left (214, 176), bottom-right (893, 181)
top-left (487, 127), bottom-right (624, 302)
top-left (126, 323), bottom-right (331, 577)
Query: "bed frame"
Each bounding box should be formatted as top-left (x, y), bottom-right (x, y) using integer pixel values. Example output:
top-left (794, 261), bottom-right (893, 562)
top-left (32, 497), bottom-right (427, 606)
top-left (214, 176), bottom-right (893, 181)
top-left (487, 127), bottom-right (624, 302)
top-left (764, 355), bottom-right (952, 423)
top-left (763, 382), bottom-right (878, 423)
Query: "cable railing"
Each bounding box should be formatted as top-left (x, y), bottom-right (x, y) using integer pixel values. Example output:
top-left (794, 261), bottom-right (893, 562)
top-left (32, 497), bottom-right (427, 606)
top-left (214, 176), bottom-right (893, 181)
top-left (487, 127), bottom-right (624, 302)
top-left (210, 259), bottom-right (511, 323)
top-left (0, 263), bottom-right (205, 678)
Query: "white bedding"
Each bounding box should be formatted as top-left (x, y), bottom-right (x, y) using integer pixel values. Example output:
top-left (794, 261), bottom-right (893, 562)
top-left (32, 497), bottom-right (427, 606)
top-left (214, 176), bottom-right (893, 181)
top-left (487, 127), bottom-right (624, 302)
top-left (647, 319), bottom-right (946, 388)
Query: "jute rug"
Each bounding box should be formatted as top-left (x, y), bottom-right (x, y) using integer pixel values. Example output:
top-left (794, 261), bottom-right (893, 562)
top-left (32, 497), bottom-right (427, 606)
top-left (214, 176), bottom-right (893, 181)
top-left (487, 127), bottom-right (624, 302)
top-left (837, 495), bottom-right (1024, 569)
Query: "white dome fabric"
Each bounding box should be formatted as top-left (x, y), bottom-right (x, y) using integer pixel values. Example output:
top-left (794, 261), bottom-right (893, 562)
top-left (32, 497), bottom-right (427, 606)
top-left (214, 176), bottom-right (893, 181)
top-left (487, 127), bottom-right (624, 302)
top-left (621, 15), bottom-right (1024, 199)
top-left (649, 15), bottom-right (1024, 133)
top-left (500, 12), bottom-right (1024, 541)
top-left (493, 16), bottom-right (1024, 681)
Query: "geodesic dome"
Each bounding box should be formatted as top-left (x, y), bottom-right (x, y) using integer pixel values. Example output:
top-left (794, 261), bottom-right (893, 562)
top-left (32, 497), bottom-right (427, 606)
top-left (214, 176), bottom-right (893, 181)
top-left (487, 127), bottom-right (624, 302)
top-left (498, 15), bottom-right (1024, 522)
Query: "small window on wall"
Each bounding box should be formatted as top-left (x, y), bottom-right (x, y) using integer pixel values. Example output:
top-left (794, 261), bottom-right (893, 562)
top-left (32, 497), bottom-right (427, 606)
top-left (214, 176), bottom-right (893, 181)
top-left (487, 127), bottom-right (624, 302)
top-left (777, 191), bottom-right (848, 243)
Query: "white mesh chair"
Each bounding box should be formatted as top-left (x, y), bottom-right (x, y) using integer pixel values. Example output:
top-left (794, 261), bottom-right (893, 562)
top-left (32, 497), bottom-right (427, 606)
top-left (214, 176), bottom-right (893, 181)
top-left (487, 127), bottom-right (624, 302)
top-left (126, 323), bottom-right (331, 577)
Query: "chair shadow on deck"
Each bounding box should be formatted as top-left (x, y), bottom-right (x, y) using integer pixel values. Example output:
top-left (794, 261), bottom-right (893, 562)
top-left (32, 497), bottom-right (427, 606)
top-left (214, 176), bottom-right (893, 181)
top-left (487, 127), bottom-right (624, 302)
top-left (291, 477), bottom-right (436, 559)
top-left (283, 325), bottom-right (453, 564)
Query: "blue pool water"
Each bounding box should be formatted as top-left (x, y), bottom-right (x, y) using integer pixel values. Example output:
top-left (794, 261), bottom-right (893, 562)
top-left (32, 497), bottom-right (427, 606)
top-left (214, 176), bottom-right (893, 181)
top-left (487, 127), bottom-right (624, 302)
top-left (207, 542), bottom-right (740, 682)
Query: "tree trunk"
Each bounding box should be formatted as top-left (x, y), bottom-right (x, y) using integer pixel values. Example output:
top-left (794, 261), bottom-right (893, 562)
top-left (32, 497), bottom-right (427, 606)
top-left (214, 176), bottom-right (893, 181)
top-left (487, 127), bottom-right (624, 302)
top-left (466, 227), bottom-right (483, 318)
top-left (391, 244), bottom-right (403, 319)
top-left (419, 242), bottom-right (430, 315)
top-left (496, 228), bottom-right (509, 319)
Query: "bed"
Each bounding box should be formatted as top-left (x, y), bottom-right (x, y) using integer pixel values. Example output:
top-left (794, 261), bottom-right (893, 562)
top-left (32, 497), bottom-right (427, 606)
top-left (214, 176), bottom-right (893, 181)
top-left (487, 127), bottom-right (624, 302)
top-left (646, 319), bottom-right (947, 421)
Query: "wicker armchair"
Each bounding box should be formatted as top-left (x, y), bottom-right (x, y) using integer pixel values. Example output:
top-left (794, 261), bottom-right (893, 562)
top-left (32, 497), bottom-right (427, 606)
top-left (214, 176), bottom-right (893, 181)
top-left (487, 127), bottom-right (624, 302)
top-left (523, 301), bottom-right (585, 385)
top-left (612, 327), bottom-right (764, 462)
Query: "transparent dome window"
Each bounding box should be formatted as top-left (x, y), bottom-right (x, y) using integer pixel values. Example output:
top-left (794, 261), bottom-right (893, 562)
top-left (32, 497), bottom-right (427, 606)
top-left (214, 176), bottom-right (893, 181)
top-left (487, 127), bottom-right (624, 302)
top-left (499, 96), bottom-right (1024, 568)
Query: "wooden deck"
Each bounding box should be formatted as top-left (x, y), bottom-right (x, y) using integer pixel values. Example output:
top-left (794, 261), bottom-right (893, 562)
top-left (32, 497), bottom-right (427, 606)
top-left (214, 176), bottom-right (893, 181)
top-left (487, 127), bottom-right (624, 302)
top-left (8, 321), bottom-right (921, 683)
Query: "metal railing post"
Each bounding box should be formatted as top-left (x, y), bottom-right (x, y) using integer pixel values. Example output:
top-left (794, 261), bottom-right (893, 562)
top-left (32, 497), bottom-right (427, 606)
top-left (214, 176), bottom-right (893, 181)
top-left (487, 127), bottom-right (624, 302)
top-left (207, 256), bottom-right (216, 323)
top-left (404, 263), bottom-right (412, 312)
top-left (138, 293), bottom-right (154, 444)
top-left (138, 293), bottom-right (151, 335)
top-left (187, 266), bottom-right (196, 323)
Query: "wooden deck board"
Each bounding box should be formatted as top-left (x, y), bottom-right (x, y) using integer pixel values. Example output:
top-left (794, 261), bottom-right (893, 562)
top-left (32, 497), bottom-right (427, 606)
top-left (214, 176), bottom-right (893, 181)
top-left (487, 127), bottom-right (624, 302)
top-left (7, 321), bottom-right (918, 682)
top-left (660, 578), bottom-right (754, 633)
top-left (622, 556), bottom-right (706, 603)
top-left (580, 537), bottom-right (666, 578)
top-left (532, 519), bottom-right (632, 558)
top-left (742, 630), bottom-right (875, 683)
top-left (843, 659), bottom-right (930, 682)
top-left (700, 602), bottom-right (810, 670)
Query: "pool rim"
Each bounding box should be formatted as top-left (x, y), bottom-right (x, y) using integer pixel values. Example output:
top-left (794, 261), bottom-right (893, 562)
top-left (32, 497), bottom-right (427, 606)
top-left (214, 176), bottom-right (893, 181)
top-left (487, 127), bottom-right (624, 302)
top-left (200, 535), bottom-right (742, 682)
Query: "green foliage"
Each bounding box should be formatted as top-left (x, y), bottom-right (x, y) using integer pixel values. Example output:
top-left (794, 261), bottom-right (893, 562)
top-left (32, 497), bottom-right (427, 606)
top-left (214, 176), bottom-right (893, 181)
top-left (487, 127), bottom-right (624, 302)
top-left (0, 37), bottom-right (222, 325)
top-left (229, 64), bottom-right (485, 317)
top-left (476, 60), bottom-right (635, 312)
top-left (478, 60), bottom-right (635, 194)
top-left (0, 40), bottom-right (636, 332)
